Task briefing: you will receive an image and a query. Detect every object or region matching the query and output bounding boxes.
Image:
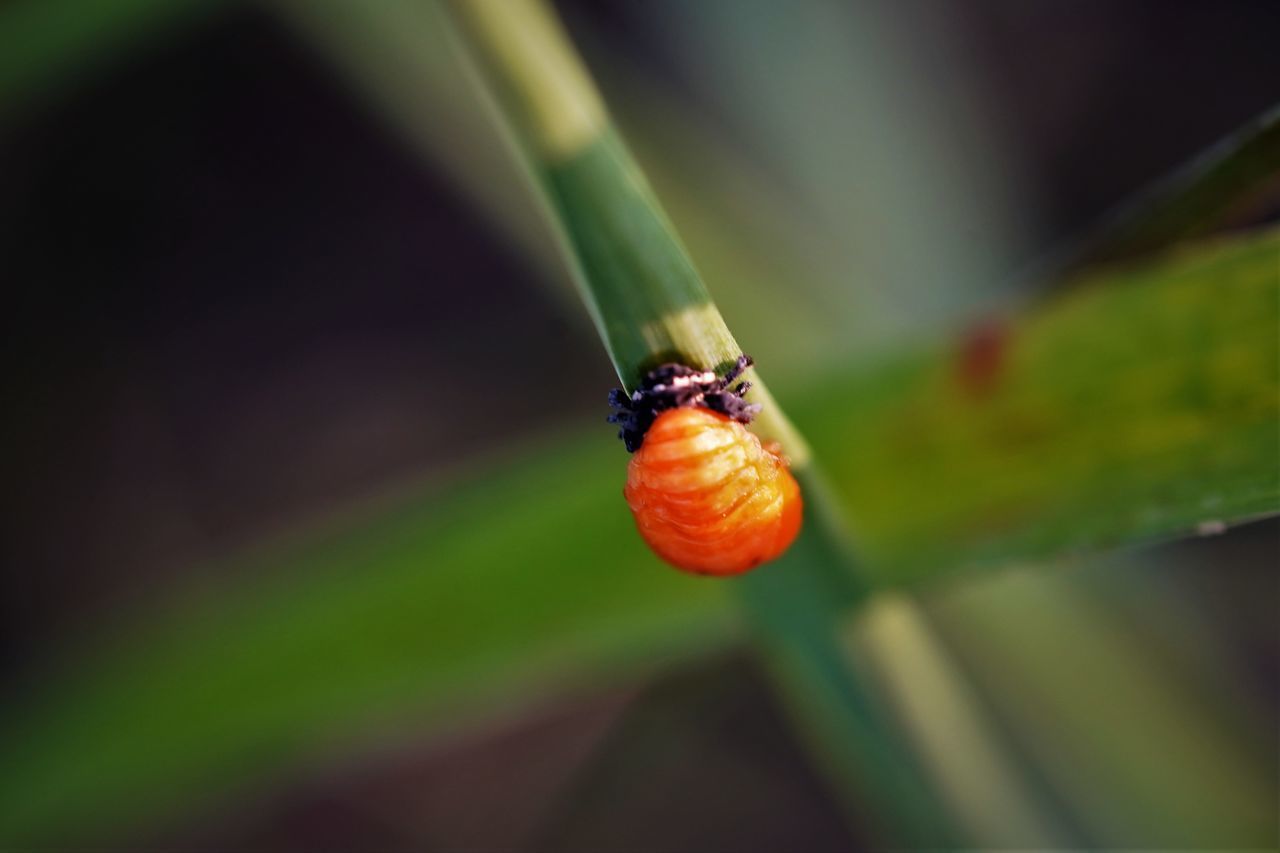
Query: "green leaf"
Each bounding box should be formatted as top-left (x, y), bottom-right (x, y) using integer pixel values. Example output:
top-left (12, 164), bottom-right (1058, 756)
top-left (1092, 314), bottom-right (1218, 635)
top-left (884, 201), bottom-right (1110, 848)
top-left (4, 0), bottom-right (1275, 844)
top-left (0, 436), bottom-right (738, 842)
top-left (0, 0), bottom-right (225, 114)
top-left (808, 229), bottom-right (1280, 583)
top-left (3, 218), bottom-right (1273, 850)
top-left (1039, 104), bottom-right (1280, 279)
top-left (927, 564), bottom-right (1277, 847)
top-left (442, 2), bottom-right (958, 842)
top-left (441, 0), bottom-right (810, 461)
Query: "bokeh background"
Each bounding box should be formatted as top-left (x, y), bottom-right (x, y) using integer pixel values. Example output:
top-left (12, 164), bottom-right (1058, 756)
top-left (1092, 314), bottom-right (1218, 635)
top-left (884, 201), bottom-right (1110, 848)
top-left (2, 0), bottom-right (1278, 848)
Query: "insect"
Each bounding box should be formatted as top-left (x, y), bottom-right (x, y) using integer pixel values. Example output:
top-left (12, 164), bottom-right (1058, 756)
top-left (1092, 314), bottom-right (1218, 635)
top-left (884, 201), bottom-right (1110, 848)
top-left (608, 355), bottom-right (803, 576)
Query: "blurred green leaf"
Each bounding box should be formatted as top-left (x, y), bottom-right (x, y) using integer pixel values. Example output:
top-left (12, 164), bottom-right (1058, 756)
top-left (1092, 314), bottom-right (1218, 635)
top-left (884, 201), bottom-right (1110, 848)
top-left (1047, 105), bottom-right (1280, 278)
top-left (265, 0), bottom-right (573, 302)
top-left (927, 564), bottom-right (1277, 847)
top-left (811, 229), bottom-right (1280, 583)
top-left (0, 0), bottom-right (225, 115)
top-left (3, 227), bottom-right (1274, 844)
top-left (3, 0), bottom-right (1276, 844)
top-left (0, 437), bottom-right (738, 842)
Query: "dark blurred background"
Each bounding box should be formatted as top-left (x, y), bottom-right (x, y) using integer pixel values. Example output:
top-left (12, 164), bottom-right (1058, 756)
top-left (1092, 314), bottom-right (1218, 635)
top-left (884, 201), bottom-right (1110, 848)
top-left (2, 1), bottom-right (1277, 848)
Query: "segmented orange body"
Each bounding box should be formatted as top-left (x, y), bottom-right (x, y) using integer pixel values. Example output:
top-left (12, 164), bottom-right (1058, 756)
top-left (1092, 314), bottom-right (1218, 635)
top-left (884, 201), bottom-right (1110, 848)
top-left (624, 407), bottom-right (803, 576)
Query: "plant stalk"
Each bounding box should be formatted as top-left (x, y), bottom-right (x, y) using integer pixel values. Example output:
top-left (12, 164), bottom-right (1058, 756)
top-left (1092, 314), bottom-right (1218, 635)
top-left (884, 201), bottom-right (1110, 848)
top-left (443, 0), bottom-right (1048, 844)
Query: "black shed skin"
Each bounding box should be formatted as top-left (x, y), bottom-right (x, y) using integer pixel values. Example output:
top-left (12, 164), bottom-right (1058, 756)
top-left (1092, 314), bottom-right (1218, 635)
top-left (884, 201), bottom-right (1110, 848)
top-left (607, 355), bottom-right (761, 452)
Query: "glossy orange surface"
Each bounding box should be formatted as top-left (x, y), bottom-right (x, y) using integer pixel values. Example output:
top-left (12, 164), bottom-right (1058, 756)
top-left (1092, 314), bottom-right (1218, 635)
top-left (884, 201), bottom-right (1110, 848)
top-left (624, 408), bottom-right (803, 576)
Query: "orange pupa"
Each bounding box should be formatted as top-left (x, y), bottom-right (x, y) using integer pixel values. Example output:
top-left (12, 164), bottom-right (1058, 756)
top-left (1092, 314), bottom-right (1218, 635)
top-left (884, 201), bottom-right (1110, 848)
top-left (608, 356), bottom-right (803, 576)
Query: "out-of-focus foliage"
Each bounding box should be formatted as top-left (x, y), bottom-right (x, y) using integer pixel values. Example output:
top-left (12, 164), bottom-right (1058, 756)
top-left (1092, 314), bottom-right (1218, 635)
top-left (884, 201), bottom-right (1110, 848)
top-left (927, 559), bottom-right (1277, 847)
top-left (2, 223), bottom-right (1274, 843)
top-left (0, 0), bottom-right (1276, 848)
top-left (0, 0), bottom-right (224, 113)
top-left (0, 437), bottom-right (736, 842)
top-left (1052, 104), bottom-right (1280, 276)
top-left (815, 230), bottom-right (1280, 582)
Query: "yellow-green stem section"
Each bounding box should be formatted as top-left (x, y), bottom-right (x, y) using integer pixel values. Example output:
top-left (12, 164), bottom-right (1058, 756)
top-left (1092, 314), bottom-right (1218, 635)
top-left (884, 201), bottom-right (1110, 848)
top-left (442, 0), bottom-right (970, 842)
top-left (444, 0), bottom-right (809, 464)
top-left (446, 0), bottom-right (604, 161)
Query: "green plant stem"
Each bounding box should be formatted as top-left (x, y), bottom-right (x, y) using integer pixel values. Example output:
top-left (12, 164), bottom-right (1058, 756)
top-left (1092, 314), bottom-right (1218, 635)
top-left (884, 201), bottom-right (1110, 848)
top-left (444, 0), bottom-right (808, 462)
top-left (443, 0), bottom-right (981, 842)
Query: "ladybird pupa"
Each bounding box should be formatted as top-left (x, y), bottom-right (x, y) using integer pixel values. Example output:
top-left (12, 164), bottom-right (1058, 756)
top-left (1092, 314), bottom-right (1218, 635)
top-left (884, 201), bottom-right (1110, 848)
top-left (607, 355), bottom-right (802, 575)
top-left (623, 407), bottom-right (802, 575)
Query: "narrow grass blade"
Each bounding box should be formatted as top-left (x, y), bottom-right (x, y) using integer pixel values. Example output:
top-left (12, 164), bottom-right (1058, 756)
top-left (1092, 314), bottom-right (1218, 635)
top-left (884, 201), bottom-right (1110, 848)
top-left (444, 0), bottom-right (1046, 844)
top-left (1029, 104), bottom-right (1280, 284)
top-left (0, 226), bottom-right (1273, 843)
top-left (0, 0), bottom-right (225, 115)
top-left (928, 566), bottom-right (1277, 847)
top-left (810, 229), bottom-right (1280, 584)
top-left (0, 436), bottom-right (737, 843)
top-left (3, 0), bottom-right (1275, 844)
